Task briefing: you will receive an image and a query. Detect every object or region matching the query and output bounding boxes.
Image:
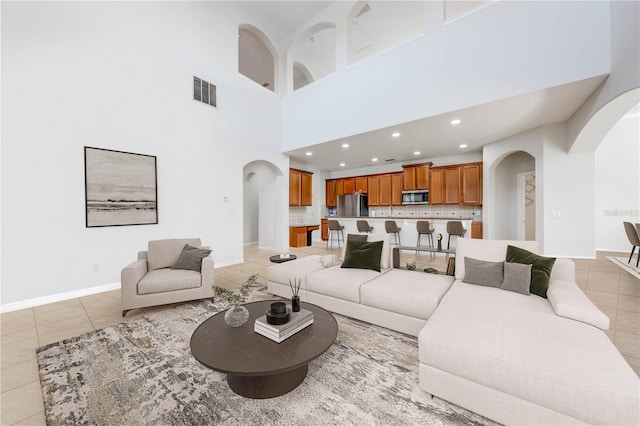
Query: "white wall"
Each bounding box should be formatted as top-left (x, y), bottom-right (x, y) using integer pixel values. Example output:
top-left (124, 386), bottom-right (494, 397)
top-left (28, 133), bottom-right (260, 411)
top-left (542, 123), bottom-right (595, 258)
top-left (595, 110), bottom-right (640, 251)
top-left (282, 1), bottom-right (610, 149)
top-left (1, 2), bottom-right (288, 307)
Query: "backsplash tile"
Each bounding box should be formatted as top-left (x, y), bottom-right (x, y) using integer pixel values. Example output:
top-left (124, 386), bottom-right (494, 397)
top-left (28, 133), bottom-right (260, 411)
top-left (370, 205), bottom-right (481, 219)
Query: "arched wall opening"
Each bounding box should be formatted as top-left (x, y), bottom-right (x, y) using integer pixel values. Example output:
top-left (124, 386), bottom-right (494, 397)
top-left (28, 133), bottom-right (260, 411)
top-left (243, 160), bottom-right (285, 251)
top-left (289, 22), bottom-right (336, 92)
top-left (492, 151), bottom-right (536, 241)
top-left (238, 24), bottom-right (278, 92)
top-left (293, 61), bottom-right (313, 91)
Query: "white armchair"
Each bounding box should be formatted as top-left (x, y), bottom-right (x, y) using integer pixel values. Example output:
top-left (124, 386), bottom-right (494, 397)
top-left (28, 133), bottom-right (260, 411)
top-left (121, 238), bottom-right (214, 316)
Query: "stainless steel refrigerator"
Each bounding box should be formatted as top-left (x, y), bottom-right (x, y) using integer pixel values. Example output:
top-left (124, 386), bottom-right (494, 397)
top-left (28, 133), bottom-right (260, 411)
top-left (337, 193), bottom-right (369, 217)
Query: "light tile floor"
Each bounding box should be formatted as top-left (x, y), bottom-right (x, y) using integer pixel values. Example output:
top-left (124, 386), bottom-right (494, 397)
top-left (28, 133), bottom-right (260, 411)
top-left (1, 243), bottom-right (638, 425)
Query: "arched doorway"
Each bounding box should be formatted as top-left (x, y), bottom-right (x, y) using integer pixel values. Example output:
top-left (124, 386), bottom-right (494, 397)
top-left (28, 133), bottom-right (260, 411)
top-left (243, 160), bottom-right (285, 251)
top-left (493, 151), bottom-right (536, 241)
top-left (238, 24), bottom-right (278, 91)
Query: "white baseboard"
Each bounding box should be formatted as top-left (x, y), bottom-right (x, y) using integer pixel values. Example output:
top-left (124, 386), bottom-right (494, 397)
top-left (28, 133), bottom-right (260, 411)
top-left (214, 258), bottom-right (244, 268)
top-left (1, 282), bottom-right (121, 314)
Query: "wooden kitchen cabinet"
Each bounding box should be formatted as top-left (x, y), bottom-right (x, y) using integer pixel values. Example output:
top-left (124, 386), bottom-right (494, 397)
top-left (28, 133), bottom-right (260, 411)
top-left (391, 172), bottom-right (403, 205)
top-left (301, 172), bottom-right (313, 206)
top-left (367, 175), bottom-right (380, 206)
top-left (355, 176), bottom-right (368, 193)
top-left (326, 180), bottom-right (337, 207)
top-left (336, 179), bottom-right (344, 196)
top-left (429, 169), bottom-right (444, 204)
top-left (343, 177), bottom-right (356, 194)
top-left (444, 167), bottom-right (461, 204)
top-left (471, 222), bottom-right (483, 239)
top-left (402, 163), bottom-right (432, 190)
top-left (321, 219), bottom-right (328, 241)
top-left (289, 168), bottom-right (313, 206)
top-left (461, 163), bottom-right (483, 205)
top-left (378, 174), bottom-right (391, 205)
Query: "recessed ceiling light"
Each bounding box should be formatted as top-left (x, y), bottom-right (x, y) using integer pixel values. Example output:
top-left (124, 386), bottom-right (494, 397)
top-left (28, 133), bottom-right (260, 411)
top-left (372, 158), bottom-right (378, 162)
top-left (414, 151), bottom-right (421, 155)
top-left (339, 163), bottom-right (345, 167)
top-left (305, 152), bottom-right (312, 156)
top-left (459, 144), bottom-right (468, 148)
top-left (342, 143), bottom-right (350, 148)
top-left (392, 132), bottom-right (400, 138)
top-left (451, 119), bottom-right (461, 125)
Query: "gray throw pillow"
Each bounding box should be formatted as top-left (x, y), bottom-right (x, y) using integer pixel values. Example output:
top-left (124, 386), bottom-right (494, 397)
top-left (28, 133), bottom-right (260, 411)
top-left (501, 262), bottom-right (532, 295)
top-left (171, 244), bottom-right (212, 272)
top-left (462, 257), bottom-right (504, 287)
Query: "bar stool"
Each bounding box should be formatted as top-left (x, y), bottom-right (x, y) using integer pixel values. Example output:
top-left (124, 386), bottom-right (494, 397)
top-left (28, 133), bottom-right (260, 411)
top-left (416, 221), bottom-right (434, 254)
top-left (446, 221), bottom-right (466, 249)
top-left (327, 220), bottom-right (345, 248)
top-left (357, 220), bottom-right (374, 233)
top-left (385, 220), bottom-right (401, 245)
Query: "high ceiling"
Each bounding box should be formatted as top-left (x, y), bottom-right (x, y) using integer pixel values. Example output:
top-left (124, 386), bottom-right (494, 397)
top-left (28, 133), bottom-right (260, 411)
top-left (237, 1), bottom-right (607, 172)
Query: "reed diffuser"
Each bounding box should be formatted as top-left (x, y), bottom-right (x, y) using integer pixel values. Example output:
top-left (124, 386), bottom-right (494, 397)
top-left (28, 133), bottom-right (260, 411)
top-left (289, 277), bottom-right (302, 312)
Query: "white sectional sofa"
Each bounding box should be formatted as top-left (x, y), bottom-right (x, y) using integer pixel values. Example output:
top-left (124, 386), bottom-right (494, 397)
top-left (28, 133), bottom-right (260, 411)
top-left (267, 235), bottom-right (640, 425)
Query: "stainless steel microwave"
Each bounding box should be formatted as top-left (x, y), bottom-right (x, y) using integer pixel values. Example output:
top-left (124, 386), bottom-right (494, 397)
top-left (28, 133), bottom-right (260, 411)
top-left (402, 190), bottom-right (429, 205)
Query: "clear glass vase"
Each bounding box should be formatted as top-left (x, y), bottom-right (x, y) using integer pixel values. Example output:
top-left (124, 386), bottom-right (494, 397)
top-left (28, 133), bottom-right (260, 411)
top-left (224, 305), bottom-right (249, 327)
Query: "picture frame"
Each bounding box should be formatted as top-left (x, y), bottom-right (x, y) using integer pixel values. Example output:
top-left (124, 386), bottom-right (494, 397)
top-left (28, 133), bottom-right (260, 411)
top-left (84, 146), bottom-right (158, 227)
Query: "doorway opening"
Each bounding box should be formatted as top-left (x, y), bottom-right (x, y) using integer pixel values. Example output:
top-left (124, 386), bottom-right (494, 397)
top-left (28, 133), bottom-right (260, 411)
top-left (517, 172), bottom-right (536, 240)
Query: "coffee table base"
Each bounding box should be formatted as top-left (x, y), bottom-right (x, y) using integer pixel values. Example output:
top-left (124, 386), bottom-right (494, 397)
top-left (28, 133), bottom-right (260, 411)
top-left (226, 364), bottom-right (309, 399)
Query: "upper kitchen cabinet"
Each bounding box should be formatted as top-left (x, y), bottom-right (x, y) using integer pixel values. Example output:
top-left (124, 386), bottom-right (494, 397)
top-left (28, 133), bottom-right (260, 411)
top-left (461, 163), bottom-right (483, 205)
top-left (289, 168), bottom-right (313, 206)
top-left (378, 174), bottom-right (391, 205)
top-left (444, 167), bottom-right (461, 204)
top-left (402, 162), bottom-right (432, 190)
top-left (355, 176), bottom-right (368, 193)
top-left (429, 169), bottom-right (444, 204)
top-left (367, 175), bottom-right (380, 206)
top-left (326, 179), bottom-right (337, 207)
top-left (391, 173), bottom-right (404, 205)
top-left (343, 177), bottom-right (356, 194)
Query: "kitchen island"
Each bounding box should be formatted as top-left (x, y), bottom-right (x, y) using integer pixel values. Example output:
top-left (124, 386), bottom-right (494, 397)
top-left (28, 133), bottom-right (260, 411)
top-left (289, 224), bottom-right (320, 247)
top-left (324, 217), bottom-right (481, 249)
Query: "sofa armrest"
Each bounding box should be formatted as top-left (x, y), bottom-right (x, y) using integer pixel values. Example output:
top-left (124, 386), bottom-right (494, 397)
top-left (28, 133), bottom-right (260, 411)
top-left (547, 279), bottom-right (610, 330)
top-left (550, 258), bottom-right (575, 281)
top-left (137, 250), bottom-right (148, 260)
top-left (201, 255), bottom-right (214, 288)
top-left (121, 259), bottom-right (148, 299)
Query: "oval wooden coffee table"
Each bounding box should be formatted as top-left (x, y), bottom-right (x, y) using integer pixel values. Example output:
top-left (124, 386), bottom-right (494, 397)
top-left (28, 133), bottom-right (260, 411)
top-left (190, 300), bottom-right (338, 399)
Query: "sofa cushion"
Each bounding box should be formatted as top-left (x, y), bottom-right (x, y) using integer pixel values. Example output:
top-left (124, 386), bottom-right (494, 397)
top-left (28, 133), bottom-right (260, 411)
top-left (306, 266), bottom-right (385, 303)
top-left (171, 244), bottom-right (212, 272)
top-left (148, 238), bottom-right (201, 271)
top-left (501, 262), bottom-right (532, 295)
top-left (341, 240), bottom-right (384, 272)
top-left (341, 234), bottom-right (392, 270)
top-left (462, 257), bottom-right (504, 287)
top-left (267, 255), bottom-right (324, 290)
top-left (138, 268), bottom-right (201, 295)
top-left (547, 279), bottom-right (610, 330)
top-left (506, 245), bottom-right (556, 298)
top-left (455, 239), bottom-right (538, 281)
top-left (361, 270), bottom-right (454, 320)
top-left (419, 281), bottom-right (639, 426)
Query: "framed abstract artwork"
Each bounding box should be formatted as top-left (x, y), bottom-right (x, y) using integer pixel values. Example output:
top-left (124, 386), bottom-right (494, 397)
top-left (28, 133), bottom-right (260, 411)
top-left (84, 147), bottom-right (158, 227)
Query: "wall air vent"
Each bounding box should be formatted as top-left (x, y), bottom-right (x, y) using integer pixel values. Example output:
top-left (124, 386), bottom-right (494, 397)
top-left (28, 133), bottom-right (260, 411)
top-left (193, 76), bottom-right (217, 108)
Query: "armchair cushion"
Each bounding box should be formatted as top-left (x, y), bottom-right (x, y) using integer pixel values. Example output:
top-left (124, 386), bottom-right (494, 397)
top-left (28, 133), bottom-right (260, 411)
top-left (138, 269), bottom-right (201, 295)
top-left (171, 244), bottom-right (212, 272)
top-left (148, 238), bottom-right (201, 270)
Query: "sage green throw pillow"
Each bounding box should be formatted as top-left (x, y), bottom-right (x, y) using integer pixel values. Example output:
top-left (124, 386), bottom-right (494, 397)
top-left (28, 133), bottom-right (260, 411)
top-left (341, 240), bottom-right (384, 272)
top-left (505, 245), bottom-right (556, 298)
top-left (171, 244), bottom-right (212, 272)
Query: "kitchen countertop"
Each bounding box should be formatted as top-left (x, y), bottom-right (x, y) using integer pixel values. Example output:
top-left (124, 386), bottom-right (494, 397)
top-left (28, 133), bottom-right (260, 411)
top-left (324, 216), bottom-right (479, 221)
top-left (289, 224), bottom-right (320, 227)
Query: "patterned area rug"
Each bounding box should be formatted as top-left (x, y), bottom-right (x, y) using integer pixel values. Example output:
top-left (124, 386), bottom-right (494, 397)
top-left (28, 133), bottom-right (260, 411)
top-left (608, 256), bottom-right (640, 279)
top-left (37, 285), bottom-right (495, 426)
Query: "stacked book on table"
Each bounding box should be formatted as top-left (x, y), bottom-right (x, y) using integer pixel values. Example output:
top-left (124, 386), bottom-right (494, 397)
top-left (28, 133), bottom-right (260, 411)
top-left (254, 308), bottom-right (314, 343)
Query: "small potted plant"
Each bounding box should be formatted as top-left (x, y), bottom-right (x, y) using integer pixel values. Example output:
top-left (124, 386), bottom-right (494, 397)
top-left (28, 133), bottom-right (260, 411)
top-left (212, 274), bottom-right (258, 327)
